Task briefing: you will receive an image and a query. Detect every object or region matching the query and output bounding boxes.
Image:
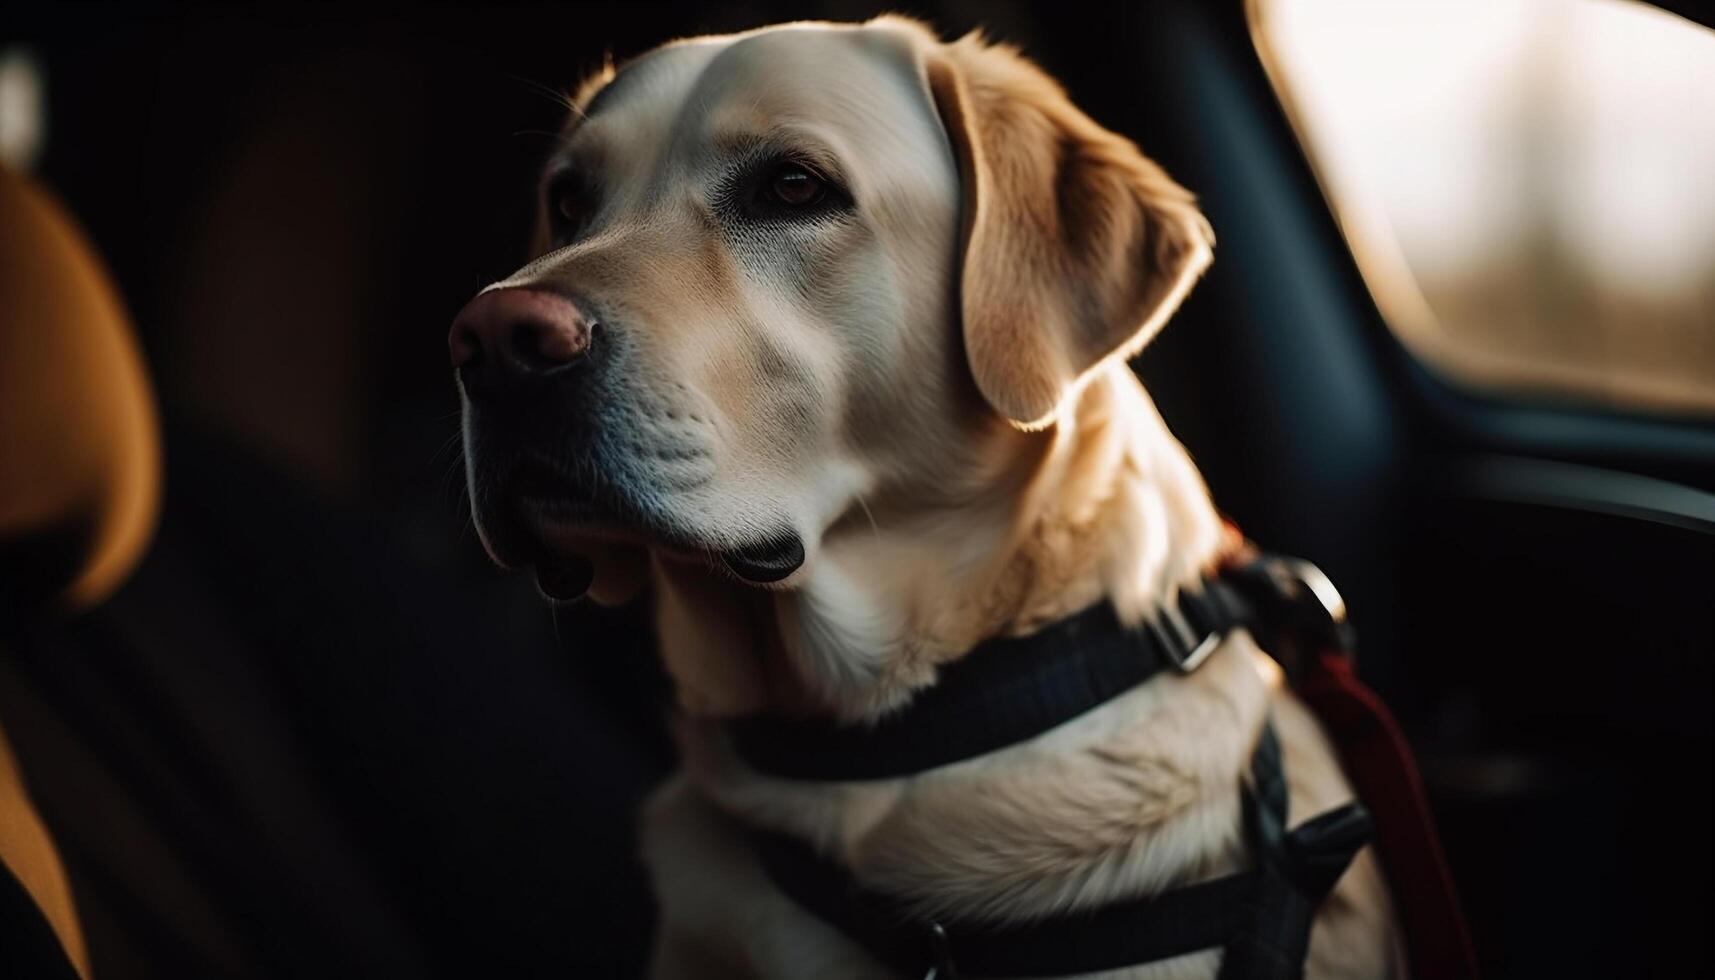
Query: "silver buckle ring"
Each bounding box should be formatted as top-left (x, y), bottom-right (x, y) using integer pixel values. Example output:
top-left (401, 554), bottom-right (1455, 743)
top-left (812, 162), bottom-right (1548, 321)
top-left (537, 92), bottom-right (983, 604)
top-left (1233, 555), bottom-right (1354, 659)
top-left (1280, 558), bottom-right (1347, 626)
top-left (1151, 602), bottom-right (1222, 673)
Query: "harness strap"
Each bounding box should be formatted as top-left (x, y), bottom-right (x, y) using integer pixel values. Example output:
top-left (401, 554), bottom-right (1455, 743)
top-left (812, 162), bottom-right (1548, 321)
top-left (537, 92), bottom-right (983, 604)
top-left (751, 829), bottom-right (1256, 979)
top-left (1217, 724), bottom-right (1373, 980)
top-left (746, 721), bottom-right (1371, 979)
top-left (726, 575), bottom-right (1257, 782)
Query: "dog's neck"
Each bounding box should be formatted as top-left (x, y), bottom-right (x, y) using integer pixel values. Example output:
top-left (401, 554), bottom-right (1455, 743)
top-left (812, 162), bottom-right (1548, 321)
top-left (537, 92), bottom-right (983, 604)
top-left (651, 366), bottom-right (1226, 722)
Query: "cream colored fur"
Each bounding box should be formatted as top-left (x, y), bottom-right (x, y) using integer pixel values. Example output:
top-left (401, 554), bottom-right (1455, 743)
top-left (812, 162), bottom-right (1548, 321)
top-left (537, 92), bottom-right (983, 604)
top-left (476, 15), bottom-right (1401, 978)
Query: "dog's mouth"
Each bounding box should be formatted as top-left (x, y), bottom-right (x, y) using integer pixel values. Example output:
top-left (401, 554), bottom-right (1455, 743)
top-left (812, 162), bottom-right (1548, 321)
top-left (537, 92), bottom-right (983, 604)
top-left (534, 552), bottom-right (596, 602)
top-left (719, 534), bottom-right (806, 584)
top-left (491, 458), bottom-right (806, 599)
top-left (500, 459), bottom-right (659, 602)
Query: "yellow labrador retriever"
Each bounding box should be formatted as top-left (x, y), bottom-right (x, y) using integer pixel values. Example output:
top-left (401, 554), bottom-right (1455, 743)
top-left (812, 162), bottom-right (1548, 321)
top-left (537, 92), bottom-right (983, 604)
top-left (451, 16), bottom-right (1398, 978)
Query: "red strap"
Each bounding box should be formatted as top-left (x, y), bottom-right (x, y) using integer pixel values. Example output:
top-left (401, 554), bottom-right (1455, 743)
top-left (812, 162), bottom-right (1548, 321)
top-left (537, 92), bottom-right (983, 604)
top-left (1296, 651), bottom-right (1481, 979)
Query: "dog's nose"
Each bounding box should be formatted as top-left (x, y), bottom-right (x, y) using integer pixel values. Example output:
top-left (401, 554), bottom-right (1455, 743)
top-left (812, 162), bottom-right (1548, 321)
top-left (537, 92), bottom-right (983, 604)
top-left (449, 287), bottom-right (596, 395)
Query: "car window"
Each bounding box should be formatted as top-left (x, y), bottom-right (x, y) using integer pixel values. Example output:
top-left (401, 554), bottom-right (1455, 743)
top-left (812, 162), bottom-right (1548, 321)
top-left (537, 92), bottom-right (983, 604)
top-left (1250, 0), bottom-right (1715, 416)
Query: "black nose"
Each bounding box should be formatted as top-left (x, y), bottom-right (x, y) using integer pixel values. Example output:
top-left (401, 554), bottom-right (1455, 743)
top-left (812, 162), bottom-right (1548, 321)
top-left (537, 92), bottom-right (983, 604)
top-left (449, 287), bottom-right (596, 396)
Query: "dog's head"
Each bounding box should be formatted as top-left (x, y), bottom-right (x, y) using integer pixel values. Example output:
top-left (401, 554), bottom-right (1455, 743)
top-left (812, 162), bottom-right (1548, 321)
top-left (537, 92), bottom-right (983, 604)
top-left (453, 17), bottom-right (1211, 603)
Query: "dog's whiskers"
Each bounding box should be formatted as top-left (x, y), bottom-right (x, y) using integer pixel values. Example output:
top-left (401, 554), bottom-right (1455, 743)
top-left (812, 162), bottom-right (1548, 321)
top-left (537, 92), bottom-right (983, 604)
top-left (428, 428), bottom-right (463, 467)
top-left (508, 73), bottom-right (578, 114)
top-left (855, 493), bottom-right (881, 540)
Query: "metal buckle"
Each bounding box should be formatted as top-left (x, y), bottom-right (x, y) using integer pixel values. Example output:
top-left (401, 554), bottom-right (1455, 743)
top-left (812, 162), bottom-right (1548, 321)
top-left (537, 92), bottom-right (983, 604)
top-left (1149, 601), bottom-right (1222, 673)
top-left (1281, 558), bottom-right (1347, 628)
top-left (1234, 556), bottom-right (1353, 658)
top-left (922, 922), bottom-right (958, 980)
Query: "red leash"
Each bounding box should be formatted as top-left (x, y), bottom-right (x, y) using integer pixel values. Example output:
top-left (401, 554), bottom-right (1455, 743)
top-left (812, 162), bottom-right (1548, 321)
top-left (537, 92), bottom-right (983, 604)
top-left (1297, 650), bottom-right (1480, 978)
top-left (1217, 524), bottom-right (1479, 976)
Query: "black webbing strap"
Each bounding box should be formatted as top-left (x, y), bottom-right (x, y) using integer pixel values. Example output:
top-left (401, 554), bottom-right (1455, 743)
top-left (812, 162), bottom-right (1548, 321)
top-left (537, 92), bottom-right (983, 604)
top-left (746, 722), bottom-right (1372, 979)
top-left (726, 576), bottom-right (1257, 782)
top-left (1217, 725), bottom-right (1374, 980)
top-left (751, 823), bottom-right (1256, 978)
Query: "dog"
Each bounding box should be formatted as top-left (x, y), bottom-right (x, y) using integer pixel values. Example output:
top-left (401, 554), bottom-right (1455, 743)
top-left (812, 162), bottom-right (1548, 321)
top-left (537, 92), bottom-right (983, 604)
top-left (451, 16), bottom-right (1400, 978)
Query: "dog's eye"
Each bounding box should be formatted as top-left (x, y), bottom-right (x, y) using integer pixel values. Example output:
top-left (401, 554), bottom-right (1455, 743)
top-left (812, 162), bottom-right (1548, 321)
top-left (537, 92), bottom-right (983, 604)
top-left (554, 190), bottom-right (578, 222)
top-left (727, 157), bottom-right (849, 223)
top-left (545, 173), bottom-right (589, 237)
top-left (768, 164), bottom-right (826, 207)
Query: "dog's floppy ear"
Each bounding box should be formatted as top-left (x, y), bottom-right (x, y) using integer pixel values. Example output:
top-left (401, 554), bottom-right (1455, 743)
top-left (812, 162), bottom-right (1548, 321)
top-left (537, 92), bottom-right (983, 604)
top-left (926, 35), bottom-right (1213, 429)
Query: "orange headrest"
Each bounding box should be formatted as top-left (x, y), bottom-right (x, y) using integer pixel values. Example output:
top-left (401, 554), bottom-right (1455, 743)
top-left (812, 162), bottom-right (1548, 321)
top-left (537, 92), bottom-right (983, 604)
top-left (0, 165), bottom-right (161, 614)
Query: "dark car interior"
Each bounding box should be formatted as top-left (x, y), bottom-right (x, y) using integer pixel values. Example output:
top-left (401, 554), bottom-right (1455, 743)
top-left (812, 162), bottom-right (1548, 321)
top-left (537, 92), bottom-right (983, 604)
top-left (2, 2), bottom-right (1711, 977)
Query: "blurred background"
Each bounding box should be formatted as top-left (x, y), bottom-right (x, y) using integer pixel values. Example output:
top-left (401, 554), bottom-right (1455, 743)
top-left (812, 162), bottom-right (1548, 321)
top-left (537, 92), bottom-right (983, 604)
top-left (1258, 0), bottom-right (1715, 414)
top-left (1, 1), bottom-right (1710, 977)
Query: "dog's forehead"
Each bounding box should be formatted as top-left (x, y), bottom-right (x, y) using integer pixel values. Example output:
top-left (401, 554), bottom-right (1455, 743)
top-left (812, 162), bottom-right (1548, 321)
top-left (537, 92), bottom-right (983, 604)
top-left (568, 24), bottom-right (935, 172)
top-left (691, 28), bottom-right (922, 129)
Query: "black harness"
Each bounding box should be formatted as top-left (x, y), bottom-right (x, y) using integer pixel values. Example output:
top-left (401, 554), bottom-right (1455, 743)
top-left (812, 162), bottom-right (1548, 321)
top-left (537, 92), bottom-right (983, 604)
top-left (722, 556), bottom-right (1373, 979)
